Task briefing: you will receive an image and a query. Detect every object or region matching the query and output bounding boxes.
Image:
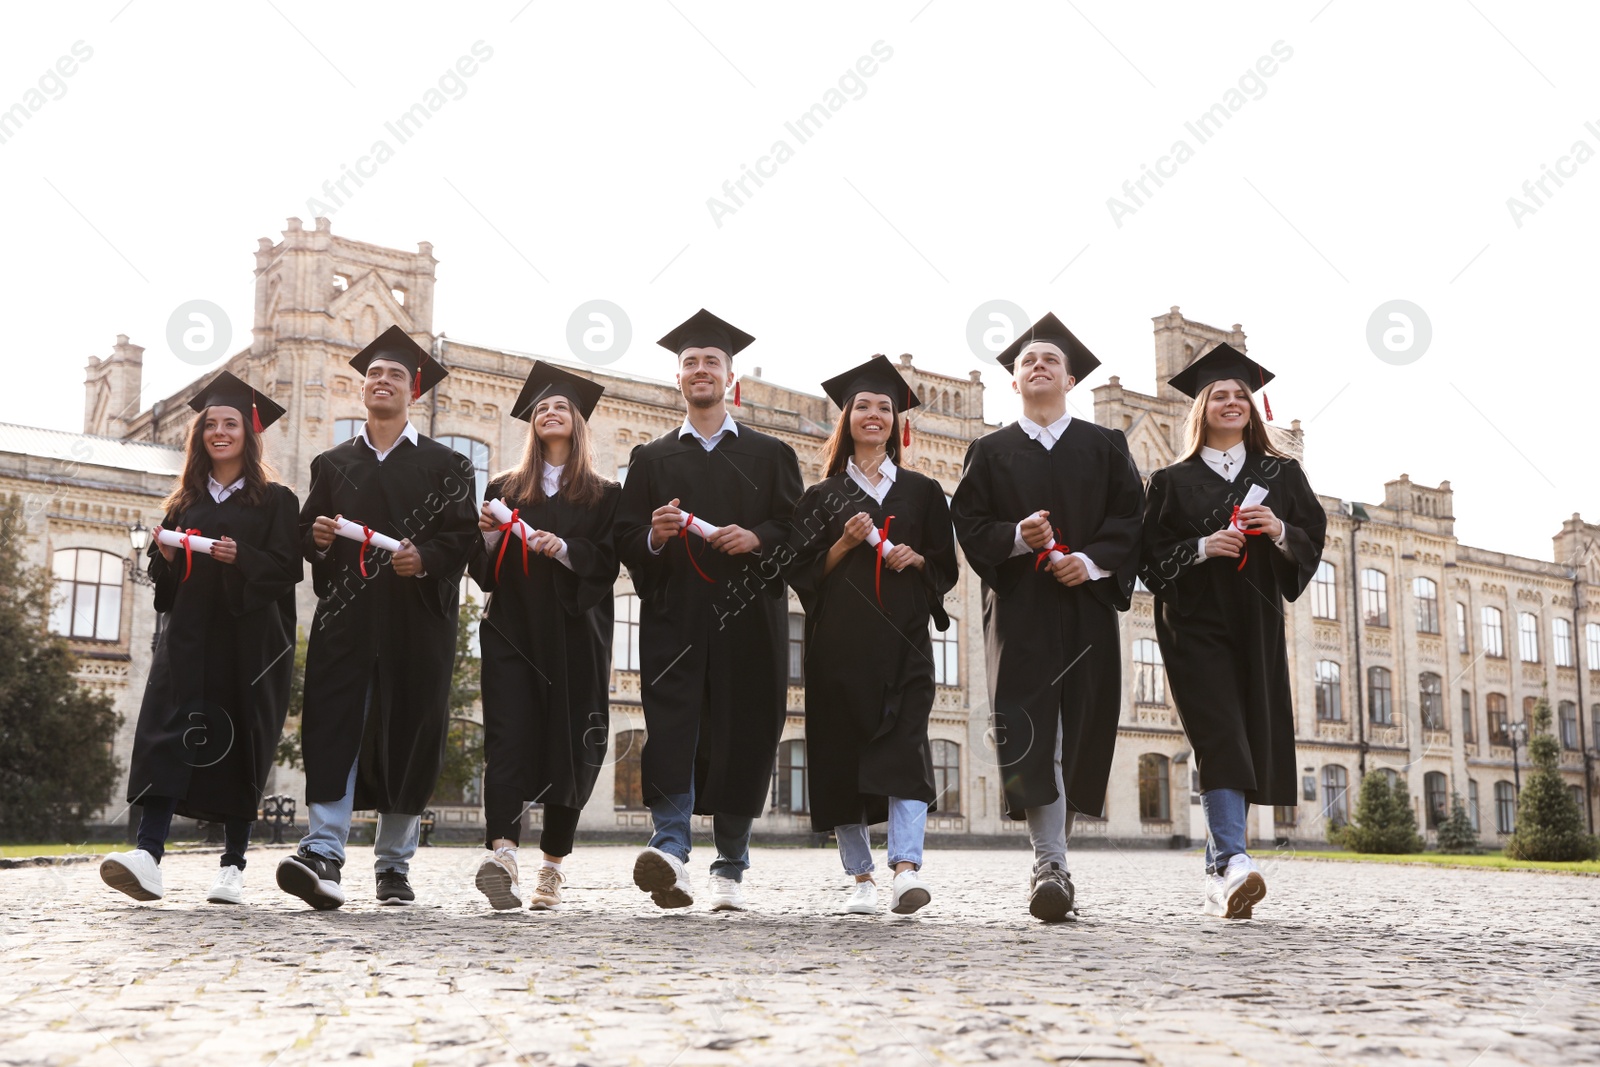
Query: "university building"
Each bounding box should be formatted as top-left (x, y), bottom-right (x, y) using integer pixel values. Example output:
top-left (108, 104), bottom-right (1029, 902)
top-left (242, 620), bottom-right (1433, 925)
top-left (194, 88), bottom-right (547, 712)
top-left (13, 218), bottom-right (1596, 847)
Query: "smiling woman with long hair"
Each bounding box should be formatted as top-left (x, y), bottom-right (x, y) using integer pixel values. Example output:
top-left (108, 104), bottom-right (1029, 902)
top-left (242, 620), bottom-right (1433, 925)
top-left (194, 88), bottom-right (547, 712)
top-left (100, 371), bottom-right (302, 906)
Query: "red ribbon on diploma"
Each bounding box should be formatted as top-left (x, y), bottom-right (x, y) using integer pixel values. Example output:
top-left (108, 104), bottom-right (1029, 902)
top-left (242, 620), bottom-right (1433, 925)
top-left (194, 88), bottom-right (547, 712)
top-left (1229, 505), bottom-right (1265, 571)
top-left (179, 528), bottom-right (202, 581)
top-left (873, 515), bottom-right (895, 606)
top-left (494, 507), bottom-right (529, 581)
top-left (679, 512), bottom-right (714, 583)
top-left (358, 524), bottom-right (376, 578)
top-left (1035, 527), bottom-right (1069, 572)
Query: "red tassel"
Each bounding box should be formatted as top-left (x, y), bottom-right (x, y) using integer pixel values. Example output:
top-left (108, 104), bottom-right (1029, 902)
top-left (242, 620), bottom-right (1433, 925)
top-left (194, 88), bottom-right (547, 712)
top-left (1262, 392), bottom-right (1274, 422)
top-left (412, 368), bottom-right (422, 401)
top-left (733, 379), bottom-right (741, 407)
top-left (903, 416), bottom-right (911, 448)
top-left (251, 400), bottom-right (264, 434)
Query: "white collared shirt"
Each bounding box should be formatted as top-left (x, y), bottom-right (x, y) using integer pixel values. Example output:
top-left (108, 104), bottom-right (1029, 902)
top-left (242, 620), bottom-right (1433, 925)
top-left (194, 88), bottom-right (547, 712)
top-left (678, 411), bottom-right (739, 452)
top-left (481, 462), bottom-right (572, 570)
top-left (1008, 412), bottom-right (1108, 580)
top-left (208, 473), bottom-right (244, 503)
top-left (358, 420), bottom-right (419, 462)
top-left (846, 455), bottom-right (897, 506)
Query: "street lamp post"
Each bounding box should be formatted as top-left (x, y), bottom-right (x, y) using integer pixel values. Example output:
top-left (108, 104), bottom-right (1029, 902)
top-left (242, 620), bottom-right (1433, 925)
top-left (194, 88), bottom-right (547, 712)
top-left (1508, 719), bottom-right (1528, 793)
top-left (126, 520), bottom-right (155, 588)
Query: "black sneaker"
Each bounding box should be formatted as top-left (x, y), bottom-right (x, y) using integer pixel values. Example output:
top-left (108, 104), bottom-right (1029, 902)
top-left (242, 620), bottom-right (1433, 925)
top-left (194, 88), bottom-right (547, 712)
top-left (276, 848), bottom-right (345, 911)
top-left (1028, 862), bottom-right (1077, 924)
top-left (376, 868), bottom-right (414, 906)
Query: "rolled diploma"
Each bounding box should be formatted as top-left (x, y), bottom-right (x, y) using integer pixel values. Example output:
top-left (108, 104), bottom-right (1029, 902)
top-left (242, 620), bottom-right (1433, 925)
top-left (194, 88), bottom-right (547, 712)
top-left (1030, 510), bottom-right (1066, 563)
top-left (863, 525), bottom-right (898, 555)
top-left (1229, 484), bottom-right (1271, 532)
top-left (333, 516), bottom-right (402, 553)
top-left (487, 498), bottom-right (538, 543)
top-left (679, 513), bottom-right (720, 539)
top-left (155, 527), bottom-right (218, 556)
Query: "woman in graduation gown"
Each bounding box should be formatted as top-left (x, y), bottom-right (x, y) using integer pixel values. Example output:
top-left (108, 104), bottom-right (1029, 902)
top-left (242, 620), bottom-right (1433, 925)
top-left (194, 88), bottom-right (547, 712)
top-left (1137, 344), bottom-right (1326, 919)
top-left (786, 356), bottom-right (959, 917)
top-left (470, 362), bottom-right (621, 911)
top-left (100, 371), bottom-right (301, 905)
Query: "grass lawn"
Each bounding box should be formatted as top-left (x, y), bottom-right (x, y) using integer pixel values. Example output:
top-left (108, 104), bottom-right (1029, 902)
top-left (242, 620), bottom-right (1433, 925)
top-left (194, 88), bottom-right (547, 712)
top-left (1283, 848), bottom-right (1600, 875)
top-left (0, 843), bottom-right (122, 859)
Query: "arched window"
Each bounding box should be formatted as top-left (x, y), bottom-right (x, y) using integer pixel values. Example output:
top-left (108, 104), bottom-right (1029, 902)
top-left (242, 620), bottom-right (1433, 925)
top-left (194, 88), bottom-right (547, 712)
top-left (1311, 561), bottom-right (1337, 620)
top-left (1487, 693), bottom-right (1509, 745)
top-left (1481, 606), bottom-right (1505, 658)
top-left (1494, 781), bottom-right (1516, 834)
top-left (930, 619), bottom-right (958, 686)
top-left (49, 548), bottom-right (124, 641)
top-left (613, 593), bottom-right (641, 670)
top-left (1374, 767), bottom-right (1400, 789)
top-left (1456, 602), bottom-right (1469, 654)
top-left (613, 728), bottom-right (646, 809)
top-left (1517, 612), bottom-right (1540, 663)
top-left (1360, 568), bottom-right (1389, 627)
top-left (776, 739), bottom-right (807, 814)
top-left (1553, 618), bottom-right (1575, 668)
top-left (436, 435), bottom-right (491, 503)
top-left (1133, 638), bottom-right (1166, 705)
top-left (1424, 771), bottom-right (1448, 827)
top-left (932, 739), bottom-right (961, 815)
top-left (1588, 623), bottom-right (1600, 669)
top-left (333, 418), bottom-right (362, 445)
top-left (1558, 701), bottom-right (1579, 750)
top-left (1412, 576), bottom-right (1439, 634)
top-left (1137, 754), bottom-right (1170, 821)
top-left (1315, 660), bottom-right (1343, 721)
top-left (1321, 765), bottom-right (1350, 826)
top-left (1367, 666), bottom-right (1393, 726)
top-left (1419, 672), bottom-right (1444, 731)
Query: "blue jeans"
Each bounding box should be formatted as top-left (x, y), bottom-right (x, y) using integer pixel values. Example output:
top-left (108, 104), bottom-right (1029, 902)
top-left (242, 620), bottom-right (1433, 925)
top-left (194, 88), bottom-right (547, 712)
top-left (1202, 788), bottom-right (1249, 875)
top-left (299, 672), bottom-right (422, 874)
top-left (647, 789), bottom-right (753, 882)
top-left (835, 797), bottom-right (928, 876)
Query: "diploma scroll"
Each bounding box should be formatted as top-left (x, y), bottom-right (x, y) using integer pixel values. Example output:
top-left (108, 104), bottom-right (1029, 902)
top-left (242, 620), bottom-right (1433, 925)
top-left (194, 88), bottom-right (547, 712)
top-left (333, 517), bottom-right (403, 553)
top-left (863, 525), bottom-right (897, 556)
top-left (487, 498), bottom-right (538, 543)
top-left (1030, 510), bottom-right (1067, 564)
top-left (154, 527), bottom-right (218, 556)
top-left (1229, 484), bottom-right (1270, 532)
top-left (678, 512), bottom-right (721, 539)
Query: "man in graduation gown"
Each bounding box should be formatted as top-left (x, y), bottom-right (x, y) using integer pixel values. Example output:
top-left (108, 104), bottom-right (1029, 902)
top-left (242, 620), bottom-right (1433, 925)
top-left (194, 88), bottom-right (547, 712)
top-left (615, 309), bottom-right (804, 912)
top-left (276, 325), bottom-right (480, 910)
top-left (950, 313), bottom-right (1145, 923)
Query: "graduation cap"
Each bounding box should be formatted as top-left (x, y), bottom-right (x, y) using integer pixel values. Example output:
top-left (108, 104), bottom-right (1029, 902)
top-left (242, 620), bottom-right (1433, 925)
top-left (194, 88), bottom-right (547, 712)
top-left (1167, 341), bottom-right (1275, 421)
top-left (996, 312), bottom-right (1101, 382)
top-left (657, 309), bottom-right (755, 406)
top-left (188, 369), bottom-right (285, 433)
top-left (821, 354), bottom-right (921, 447)
top-left (511, 361), bottom-right (605, 423)
top-left (349, 324), bottom-right (448, 401)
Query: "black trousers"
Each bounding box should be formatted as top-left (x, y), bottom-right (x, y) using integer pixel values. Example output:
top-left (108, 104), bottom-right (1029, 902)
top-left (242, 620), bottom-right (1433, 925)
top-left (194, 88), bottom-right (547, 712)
top-left (136, 796), bottom-right (252, 869)
top-left (483, 792), bottom-right (582, 857)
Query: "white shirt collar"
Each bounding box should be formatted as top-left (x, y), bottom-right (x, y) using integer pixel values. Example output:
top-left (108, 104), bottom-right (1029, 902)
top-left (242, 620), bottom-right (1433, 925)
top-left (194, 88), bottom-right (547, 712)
top-left (678, 412), bottom-right (739, 451)
top-left (358, 420), bottom-right (418, 462)
top-left (1199, 441), bottom-right (1247, 481)
top-left (846, 454), bottom-right (897, 505)
top-left (207, 472), bottom-right (245, 503)
top-left (541, 462), bottom-right (564, 498)
top-left (1017, 410), bottom-right (1073, 449)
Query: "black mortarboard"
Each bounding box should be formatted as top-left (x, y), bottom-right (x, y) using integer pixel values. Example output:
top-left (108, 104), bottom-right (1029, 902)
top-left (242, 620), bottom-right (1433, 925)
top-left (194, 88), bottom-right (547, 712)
top-left (188, 369), bottom-right (286, 433)
top-left (511, 361), bottom-right (605, 422)
top-left (655, 308), bottom-right (755, 359)
top-left (995, 312), bottom-right (1101, 381)
top-left (1167, 342), bottom-right (1275, 400)
top-left (821, 355), bottom-right (920, 412)
top-left (349, 324), bottom-right (448, 400)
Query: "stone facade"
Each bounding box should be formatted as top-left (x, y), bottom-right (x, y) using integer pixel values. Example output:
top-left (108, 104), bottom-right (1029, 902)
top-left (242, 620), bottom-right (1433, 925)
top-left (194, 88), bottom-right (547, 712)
top-left (19, 220), bottom-right (1596, 848)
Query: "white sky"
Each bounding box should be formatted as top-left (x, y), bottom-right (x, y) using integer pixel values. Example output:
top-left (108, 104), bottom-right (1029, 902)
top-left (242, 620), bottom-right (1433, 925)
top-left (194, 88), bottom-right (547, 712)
top-left (2, 1), bottom-right (1596, 562)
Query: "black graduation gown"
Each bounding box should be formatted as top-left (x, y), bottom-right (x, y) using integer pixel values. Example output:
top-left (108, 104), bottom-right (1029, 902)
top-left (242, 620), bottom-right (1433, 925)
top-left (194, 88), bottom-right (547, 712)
top-left (469, 475), bottom-right (622, 812)
top-left (950, 420), bottom-right (1145, 820)
top-left (786, 468), bottom-right (959, 831)
top-left (126, 484), bottom-right (302, 821)
top-left (298, 435), bottom-right (480, 814)
top-left (1138, 452), bottom-right (1326, 805)
top-left (614, 423), bottom-right (804, 818)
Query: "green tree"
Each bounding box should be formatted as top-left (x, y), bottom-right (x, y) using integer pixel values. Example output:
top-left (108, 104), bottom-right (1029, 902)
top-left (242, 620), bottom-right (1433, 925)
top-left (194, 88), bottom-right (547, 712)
top-left (1435, 791), bottom-right (1480, 854)
top-left (1505, 695), bottom-right (1600, 862)
top-left (0, 494), bottom-right (121, 841)
top-left (1337, 771), bottom-right (1425, 854)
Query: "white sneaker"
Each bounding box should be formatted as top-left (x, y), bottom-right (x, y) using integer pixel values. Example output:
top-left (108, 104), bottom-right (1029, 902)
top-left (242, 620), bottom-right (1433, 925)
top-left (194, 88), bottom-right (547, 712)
top-left (206, 865), bottom-right (245, 904)
top-left (100, 849), bottom-right (163, 901)
top-left (474, 848), bottom-right (526, 911)
top-left (1201, 872), bottom-right (1229, 917)
top-left (1219, 854), bottom-right (1267, 919)
top-left (632, 847), bottom-right (693, 909)
top-left (529, 864), bottom-right (565, 910)
top-left (844, 878), bottom-right (880, 915)
top-left (707, 873), bottom-right (747, 912)
top-left (890, 869), bottom-right (931, 915)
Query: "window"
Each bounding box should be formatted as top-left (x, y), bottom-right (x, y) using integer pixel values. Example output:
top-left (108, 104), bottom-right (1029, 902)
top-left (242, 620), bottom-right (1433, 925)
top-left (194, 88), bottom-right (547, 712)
top-left (436, 435), bottom-right (491, 503)
top-left (1321, 765), bottom-right (1350, 826)
top-left (616, 463), bottom-right (629, 485)
top-left (1273, 805), bottom-right (1297, 826)
top-left (613, 594), bottom-right (641, 670)
top-left (1456, 602), bottom-right (1469, 654)
top-left (1487, 693), bottom-right (1508, 745)
top-left (1419, 672), bottom-right (1445, 731)
top-left (613, 728), bottom-right (646, 809)
top-left (1315, 660), bottom-right (1343, 721)
top-left (1311, 561), bottom-right (1337, 620)
top-left (1467, 779), bottom-right (1480, 832)
top-left (1424, 771), bottom-right (1448, 828)
top-left (930, 620), bottom-right (959, 686)
top-left (1461, 690), bottom-right (1475, 743)
top-left (1559, 700), bottom-right (1580, 750)
top-left (1137, 754), bottom-right (1170, 822)
top-left (1518, 612), bottom-right (1540, 664)
top-left (1523, 695), bottom-right (1538, 722)
top-left (1413, 577), bottom-right (1439, 634)
top-left (1482, 607), bottom-right (1505, 658)
top-left (1494, 780), bottom-right (1516, 834)
top-left (1133, 638), bottom-right (1166, 705)
top-left (932, 739), bottom-right (961, 815)
top-left (1553, 618), bottom-right (1574, 668)
top-left (1571, 785), bottom-right (1586, 813)
top-left (787, 613), bottom-right (805, 686)
top-left (48, 548), bottom-right (124, 641)
top-left (1367, 667), bottom-right (1393, 726)
top-left (776, 739), bottom-right (807, 814)
top-left (1589, 623), bottom-right (1600, 670)
top-left (333, 417), bottom-right (361, 445)
top-left (1360, 569), bottom-right (1389, 627)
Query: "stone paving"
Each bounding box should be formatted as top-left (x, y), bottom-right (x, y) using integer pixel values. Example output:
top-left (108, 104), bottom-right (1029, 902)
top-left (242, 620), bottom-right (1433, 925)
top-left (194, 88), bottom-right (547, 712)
top-left (3, 844), bottom-right (1597, 1066)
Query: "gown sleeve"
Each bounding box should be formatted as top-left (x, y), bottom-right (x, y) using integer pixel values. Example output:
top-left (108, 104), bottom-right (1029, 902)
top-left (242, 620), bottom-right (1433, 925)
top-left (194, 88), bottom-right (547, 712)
top-left (551, 482), bottom-right (623, 617)
top-left (297, 454), bottom-right (337, 597)
top-left (224, 485), bottom-right (305, 615)
top-left (1267, 457), bottom-right (1327, 602)
top-left (147, 508), bottom-right (181, 614)
top-left (467, 476), bottom-right (506, 593)
top-left (749, 439), bottom-right (803, 575)
top-left (783, 483), bottom-right (833, 614)
top-left (1137, 467), bottom-right (1201, 598)
top-left (414, 450), bottom-right (483, 585)
top-left (1075, 428), bottom-right (1145, 612)
top-left (614, 442), bottom-right (668, 603)
top-left (949, 438), bottom-right (1016, 586)
top-left (918, 478), bottom-right (959, 631)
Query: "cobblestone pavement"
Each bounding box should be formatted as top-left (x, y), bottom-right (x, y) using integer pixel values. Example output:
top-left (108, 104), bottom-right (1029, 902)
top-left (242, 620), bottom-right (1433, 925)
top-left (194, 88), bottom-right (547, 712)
top-left (4, 844), bottom-right (1598, 1066)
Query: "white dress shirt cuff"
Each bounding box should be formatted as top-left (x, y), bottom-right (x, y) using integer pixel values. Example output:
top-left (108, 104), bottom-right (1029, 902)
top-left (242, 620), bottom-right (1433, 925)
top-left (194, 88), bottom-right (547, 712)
top-left (647, 531), bottom-right (666, 555)
top-left (1071, 551), bottom-right (1108, 581)
top-left (553, 538), bottom-right (573, 570)
top-left (1195, 536), bottom-right (1208, 562)
top-left (1010, 523), bottom-right (1031, 559)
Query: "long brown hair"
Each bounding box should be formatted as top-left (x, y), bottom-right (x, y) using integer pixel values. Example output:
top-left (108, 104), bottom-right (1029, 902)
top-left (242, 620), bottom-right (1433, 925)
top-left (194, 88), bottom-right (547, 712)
top-left (820, 390), bottom-right (902, 478)
top-left (1176, 379), bottom-right (1289, 463)
top-left (494, 403), bottom-right (609, 508)
top-left (162, 405), bottom-right (281, 515)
